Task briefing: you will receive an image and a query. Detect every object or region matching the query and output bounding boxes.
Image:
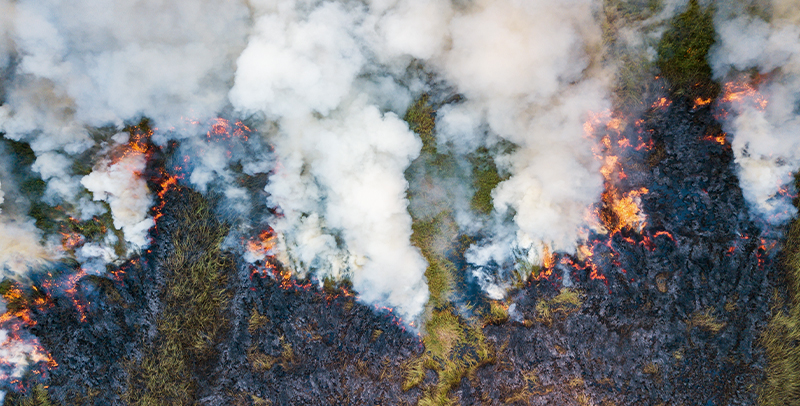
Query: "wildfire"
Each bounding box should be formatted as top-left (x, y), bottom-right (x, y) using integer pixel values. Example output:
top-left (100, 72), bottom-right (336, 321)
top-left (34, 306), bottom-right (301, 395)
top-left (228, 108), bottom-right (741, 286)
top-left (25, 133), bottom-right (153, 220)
top-left (600, 186), bottom-right (649, 234)
top-left (652, 97), bottom-right (671, 110)
top-left (0, 283), bottom-right (58, 383)
top-left (720, 81), bottom-right (768, 110)
top-left (589, 113), bottom-right (649, 235)
top-left (152, 169), bottom-right (183, 225)
top-left (59, 232), bottom-right (85, 251)
top-left (246, 229), bottom-right (276, 259)
top-left (703, 132), bottom-right (727, 146)
top-left (206, 118), bottom-right (252, 142)
top-left (693, 97), bottom-right (712, 109)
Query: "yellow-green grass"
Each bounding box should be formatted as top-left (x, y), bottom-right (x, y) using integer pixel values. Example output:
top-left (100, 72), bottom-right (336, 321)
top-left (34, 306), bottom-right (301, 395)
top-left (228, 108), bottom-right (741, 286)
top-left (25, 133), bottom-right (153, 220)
top-left (469, 147), bottom-right (505, 216)
top-left (760, 200), bottom-right (800, 405)
top-left (601, 0), bottom-right (662, 109)
top-left (535, 288), bottom-right (583, 326)
top-left (405, 95), bottom-right (437, 155)
top-left (403, 103), bottom-right (496, 403)
top-left (123, 188), bottom-right (232, 406)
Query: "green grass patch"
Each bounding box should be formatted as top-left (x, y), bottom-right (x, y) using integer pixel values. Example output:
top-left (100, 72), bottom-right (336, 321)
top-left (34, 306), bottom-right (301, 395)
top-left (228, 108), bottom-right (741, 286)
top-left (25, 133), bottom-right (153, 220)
top-left (468, 147), bottom-right (505, 216)
top-left (535, 288), bottom-right (583, 326)
top-left (3, 385), bottom-right (55, 406)
top-left (405, 95), bottom-right (437, 155)
top-left (0, 137), bottom-right (37, 167)
top-left (123, 188), bottom-right (232, 406)
top-left (656, 0), bottom-right (718, 98)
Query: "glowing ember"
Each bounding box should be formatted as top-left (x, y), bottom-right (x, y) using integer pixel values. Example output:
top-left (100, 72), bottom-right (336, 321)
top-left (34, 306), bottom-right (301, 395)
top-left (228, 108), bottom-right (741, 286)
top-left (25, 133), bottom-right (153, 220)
top-left (152, 169), bottom-right (183, 225)
top-left (693, 97), bottom-right (712, 109)
top-left (0, 283), bottom-right (58, 383)
top-left (652, 97), bottom-right (671, 109)
top-left (246, 229), bottom-right (277, 259)
top-left (206, 118), bottom-right (252, 142)
top-left (720, 81), bottom-right (768, 110)
top-left (703, 132), bottom-right (727, 145)
top-left (59, 232), bottom-right (85, 251)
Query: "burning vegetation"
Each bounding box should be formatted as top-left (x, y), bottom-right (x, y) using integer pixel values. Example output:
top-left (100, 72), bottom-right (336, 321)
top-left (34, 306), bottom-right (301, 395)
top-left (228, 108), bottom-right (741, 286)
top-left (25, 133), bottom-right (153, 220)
top-left (1, 0), bottom-right (800, 405)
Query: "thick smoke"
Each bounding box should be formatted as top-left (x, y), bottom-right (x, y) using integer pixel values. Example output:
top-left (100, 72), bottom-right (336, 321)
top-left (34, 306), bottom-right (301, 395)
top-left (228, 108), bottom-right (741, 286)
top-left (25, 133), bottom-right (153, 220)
top-left (0, 0), bottom-right (670, 318)
top-left (710, 1), bottom-right (800, 224)
top-left (80, 151), bottom-right (153, 248)
top-left (230, 1), bottom-right (429, 319)
top-left (432, 0), bottom-right (611, 297)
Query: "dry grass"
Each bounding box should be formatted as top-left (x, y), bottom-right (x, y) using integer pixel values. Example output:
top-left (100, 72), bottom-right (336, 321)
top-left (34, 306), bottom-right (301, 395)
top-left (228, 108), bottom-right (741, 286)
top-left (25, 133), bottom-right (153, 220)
top-left (687, 307), bottom-right (726, 334)
top-left (760, 186), bottom-right (800, 405)
top-left (123, 188), bottom-right (232, 406)
top-left (535, 288), bottom-right (583, 325)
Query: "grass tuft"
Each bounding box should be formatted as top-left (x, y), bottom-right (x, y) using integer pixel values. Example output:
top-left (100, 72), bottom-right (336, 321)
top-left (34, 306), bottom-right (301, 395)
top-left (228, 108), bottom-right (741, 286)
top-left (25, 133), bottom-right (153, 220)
top-left (535, 288), bottom-right (583, 326)
top-left (687, 307), bottom-right (726, 334)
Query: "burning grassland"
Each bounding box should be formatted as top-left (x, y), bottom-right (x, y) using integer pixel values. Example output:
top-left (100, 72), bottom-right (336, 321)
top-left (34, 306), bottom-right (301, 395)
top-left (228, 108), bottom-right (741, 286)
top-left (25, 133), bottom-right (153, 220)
top-left (1, 0), bottom-right (799, 405)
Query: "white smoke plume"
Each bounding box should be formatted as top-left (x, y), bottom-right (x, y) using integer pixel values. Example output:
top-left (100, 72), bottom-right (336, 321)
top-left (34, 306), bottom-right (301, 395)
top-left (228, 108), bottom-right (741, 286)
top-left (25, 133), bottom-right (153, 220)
top-left (0, 0), bottom-right (675, 317)
top-left (429, 0), bottom-right (610, 296)
top-left (80, 151), bottom-right (153, 248)
top-left (710, 1), bottom-right (800, 224)
top-left (0, 173), bottom-right (52, 279)
top-left (230, 1), bottom-right (429, 319)
top-left (0, 0), bottom-right (251, 262)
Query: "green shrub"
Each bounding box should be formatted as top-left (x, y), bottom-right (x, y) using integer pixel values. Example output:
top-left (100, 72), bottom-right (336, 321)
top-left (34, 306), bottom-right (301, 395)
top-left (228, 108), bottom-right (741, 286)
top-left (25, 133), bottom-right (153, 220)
top-left (656, 0), bottom-right (718, 98)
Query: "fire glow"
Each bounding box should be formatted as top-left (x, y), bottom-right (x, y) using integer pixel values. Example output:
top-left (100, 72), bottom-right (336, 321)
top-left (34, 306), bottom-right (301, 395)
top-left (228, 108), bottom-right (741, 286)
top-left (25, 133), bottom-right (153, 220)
top-left (0, 284), bottom-right (58, 383)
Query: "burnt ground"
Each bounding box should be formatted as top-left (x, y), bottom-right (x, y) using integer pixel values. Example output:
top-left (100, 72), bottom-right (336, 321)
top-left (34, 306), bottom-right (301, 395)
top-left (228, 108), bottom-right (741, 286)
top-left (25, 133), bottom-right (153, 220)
top-left (3, 96), bottom-right (782, 406)
top-left (461, 97), bottom-right (775, 405)
top-left (9, 186), bottom-right (424, 406)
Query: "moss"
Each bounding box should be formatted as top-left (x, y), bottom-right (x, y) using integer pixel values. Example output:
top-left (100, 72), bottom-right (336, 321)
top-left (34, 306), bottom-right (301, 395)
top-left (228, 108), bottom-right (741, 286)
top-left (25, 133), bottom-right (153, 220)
top-left (123, 188), bottom-right (232, 406)
top-left (656, 0), bottom-right (718, 98)
top-left (405, 95), bottom-right (437, 155)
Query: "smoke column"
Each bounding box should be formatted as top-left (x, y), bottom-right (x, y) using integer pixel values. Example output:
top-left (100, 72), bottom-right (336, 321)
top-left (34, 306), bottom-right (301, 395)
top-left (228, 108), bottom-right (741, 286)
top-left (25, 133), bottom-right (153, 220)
top-left (710, 0), bottom-right (800, 224)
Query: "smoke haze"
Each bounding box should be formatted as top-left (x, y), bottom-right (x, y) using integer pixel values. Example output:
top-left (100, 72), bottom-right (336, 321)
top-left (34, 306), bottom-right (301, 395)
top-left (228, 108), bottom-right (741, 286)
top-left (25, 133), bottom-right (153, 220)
top-left (0, 0), bottom-right (752, 323)
top-left (710, 0), bottom-right (800, 224)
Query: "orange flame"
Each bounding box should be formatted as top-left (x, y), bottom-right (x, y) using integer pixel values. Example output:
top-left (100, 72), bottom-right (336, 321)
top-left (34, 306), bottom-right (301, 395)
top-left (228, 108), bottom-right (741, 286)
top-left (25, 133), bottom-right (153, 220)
top-left (0, 283), bottom-right (58, 383)
top-left (246, 229), bottom-right (276, 258)
top-left (652, 97), bottom-right (671, 109)
top-left (693, 97), bottom-right (712, 109)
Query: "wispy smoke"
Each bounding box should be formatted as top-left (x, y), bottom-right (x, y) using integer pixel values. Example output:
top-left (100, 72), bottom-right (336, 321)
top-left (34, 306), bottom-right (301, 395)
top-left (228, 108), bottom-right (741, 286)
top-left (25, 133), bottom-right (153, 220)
top-left (710, 1), bottom-right (800, 224)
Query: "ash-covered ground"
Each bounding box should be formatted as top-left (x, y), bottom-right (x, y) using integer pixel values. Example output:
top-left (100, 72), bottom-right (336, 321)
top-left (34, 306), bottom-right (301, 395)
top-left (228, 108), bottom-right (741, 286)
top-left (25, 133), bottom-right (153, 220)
top-left (0, 90), bottom-right (783, 406)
